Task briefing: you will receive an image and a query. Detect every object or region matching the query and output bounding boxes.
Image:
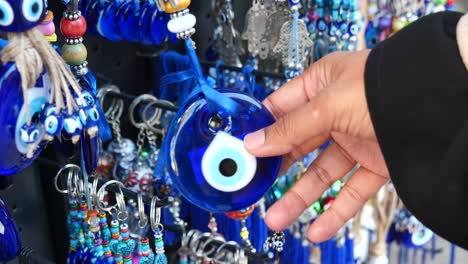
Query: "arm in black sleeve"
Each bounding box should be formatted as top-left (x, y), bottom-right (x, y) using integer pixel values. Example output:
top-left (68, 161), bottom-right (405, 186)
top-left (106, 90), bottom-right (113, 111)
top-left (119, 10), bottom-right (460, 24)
top-left (365, 11), bottom-right (468, 249)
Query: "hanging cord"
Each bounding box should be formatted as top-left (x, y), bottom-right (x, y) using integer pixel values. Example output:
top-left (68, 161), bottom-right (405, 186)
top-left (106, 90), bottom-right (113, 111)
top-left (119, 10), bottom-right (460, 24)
top-left (369, 184), bottom-right (398, 258)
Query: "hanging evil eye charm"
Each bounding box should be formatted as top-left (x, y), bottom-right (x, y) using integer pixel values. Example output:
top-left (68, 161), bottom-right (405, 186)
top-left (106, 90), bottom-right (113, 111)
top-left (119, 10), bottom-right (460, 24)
top-left (0, 0), bottom-right (47, 32)
top-left (75, 90), bottom-right (100, 138)
top-left (19, 123), bottom-right (42, 158)
top-left (0, 196), bottom-right (21, 261)
top-left (40, 103), bottom-right (63, 141)
top-left (63, 111), bottom-right (83, 144)
top-left (164, 90), bottom-right (282, 212)
top-left (0, 64), bottom-right (50, 176)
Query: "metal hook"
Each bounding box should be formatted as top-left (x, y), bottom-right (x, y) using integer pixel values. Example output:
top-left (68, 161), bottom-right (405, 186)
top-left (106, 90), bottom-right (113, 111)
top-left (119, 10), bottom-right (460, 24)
top-left (142, 99), bottom-right (175, 134)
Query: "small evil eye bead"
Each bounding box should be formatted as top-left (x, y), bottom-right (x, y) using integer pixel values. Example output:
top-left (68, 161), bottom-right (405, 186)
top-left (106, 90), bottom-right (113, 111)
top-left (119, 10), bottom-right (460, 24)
top-left (85, 105), bottom-right (99, 138)
top-left (19, 123), bottom-right (42, 158)
top-left (41, 104), bottom-right (63, 140)
top-left (0, 0), bottom-right (14, 28)
top-left (316, 19), bottom-right (328, 33)
top-left (63, 112), bottom-right (83, 144)
top-left (348, 22), bottom-right (359, 35)
top-left (22, 0), bottom-right (45, 23)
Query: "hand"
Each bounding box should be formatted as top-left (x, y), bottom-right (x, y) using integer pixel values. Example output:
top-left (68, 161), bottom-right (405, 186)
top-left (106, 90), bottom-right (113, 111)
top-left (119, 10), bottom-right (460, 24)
top-left (244, 50), bottom-right (390, 243)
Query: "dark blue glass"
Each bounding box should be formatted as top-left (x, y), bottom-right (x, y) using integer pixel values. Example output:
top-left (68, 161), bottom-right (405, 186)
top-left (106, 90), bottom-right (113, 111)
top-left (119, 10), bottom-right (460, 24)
top-left (117, 1), bottom-right (141, 43)
top-left (0, 63), bottom-right (48, 176)
top-left (86, 1), bottom-right (106, 36)
top-left (0, 196), bottom-right (21, 261)
top-left (150, 10), bottom-right (169, 46)
top-left (0, 0), bottom-right (47, 32)
top-left (164, 90), bottom-right (282, 212)
top-left (97, 0), bottom-right (123, 42)
top-left (138, 2), bottom-right (154, 46)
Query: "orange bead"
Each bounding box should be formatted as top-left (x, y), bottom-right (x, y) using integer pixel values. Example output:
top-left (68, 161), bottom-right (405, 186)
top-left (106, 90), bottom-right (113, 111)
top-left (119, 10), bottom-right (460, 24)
top-left (164, 0), bottom-right (191, 13)
top-left (225, 206), bottom-right (255, 220)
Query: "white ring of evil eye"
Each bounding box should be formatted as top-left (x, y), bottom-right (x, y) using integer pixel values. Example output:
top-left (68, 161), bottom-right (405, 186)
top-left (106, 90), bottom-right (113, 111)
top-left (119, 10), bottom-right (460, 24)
top-left (201, 131), bottom-right (257, 193)
top-left (45, 115), bottom-right (59, 134)
top-left (22, 0), bottom-right (44, 22)
top-left (89, 108), bottom-right (99, 121)
top-left (0, 0), bottom-right (14, 26)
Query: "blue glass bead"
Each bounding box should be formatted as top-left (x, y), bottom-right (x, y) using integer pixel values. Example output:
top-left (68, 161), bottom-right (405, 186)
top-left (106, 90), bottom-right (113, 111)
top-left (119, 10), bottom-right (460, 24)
top-left (0, 0), bottom-right (47, 32)
top-left (63, 111), bottom-right (83, 137)
top-left (150, 11), bottom-right (169, 45)
top-left (348, 22), bottom-right (359, 35)
top-left (41, 104), bottom-right (63, 140)
top-left (138, 2), bottom-right (155, 46)
top-left (365, 24), bottom-right (381, 49)
top-left (81, 130), bottom-right (98, 175)
top-left (164, 90), bottom-right (282, 212)
top-left (156, 240), bottom-right (164, 249)
top-left (98, 0), bottom-right (123, 41)
top-left (316, 19), bottom-right (328, 33)
top-left (85, 1), bottom-right (105, 35)
top-left (0, 196), bottom-right (20, 261)
top-left (0, 63), bottom-right (49, 176)
top-left (155, 254), bottom-right (168, 264)
top-left (117, 1), bottom-right (141, 42)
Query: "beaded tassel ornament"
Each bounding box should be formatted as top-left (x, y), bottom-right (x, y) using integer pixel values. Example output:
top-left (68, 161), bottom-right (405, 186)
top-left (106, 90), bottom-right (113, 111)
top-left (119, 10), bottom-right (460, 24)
top-left (151, 196), bottom-right (168, 264)
top-left (0, 0), bottom-right (93, 155)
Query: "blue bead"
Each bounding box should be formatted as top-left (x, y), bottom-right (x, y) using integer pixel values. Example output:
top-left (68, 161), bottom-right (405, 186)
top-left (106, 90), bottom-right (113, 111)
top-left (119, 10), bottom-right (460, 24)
top-left (0, 0), bottom-right (47, 32)
top-left (98, 1), bottom-right (123, 41)
top-left (164, 90), bottom-right (282, 212)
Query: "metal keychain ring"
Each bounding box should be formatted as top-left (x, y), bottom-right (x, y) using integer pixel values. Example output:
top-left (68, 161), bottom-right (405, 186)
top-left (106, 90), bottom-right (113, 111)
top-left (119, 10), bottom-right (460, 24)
top-left (190, 232), bottom-right (210, 256)
top-left (97, 85), bottom-right (124, 119)
top-left (54, 164), bottom-right (81, 194)
top-left (129, 94), bottom-right (161, 129)
top-left (213, 241), bottom-right (240, 263)
top-left (96, 180), bottom-right (125, 213)
top-left (150, 196), bottom-right (162, 232)
top-left (142, 99), bottom-right (175, 134)
top-left (201, 236), bottom-right (225, 259)
top-left (137, 193), bottom-right (148, 229)
top-left (116, 192), bottom-right (128, 222)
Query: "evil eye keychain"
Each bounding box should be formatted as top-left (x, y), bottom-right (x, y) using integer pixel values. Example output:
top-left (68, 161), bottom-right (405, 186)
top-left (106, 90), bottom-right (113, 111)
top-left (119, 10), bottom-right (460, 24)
top-left (151, 196), bottom-right (168, 264)
top-left (133, 194), bottom-right (155, 264)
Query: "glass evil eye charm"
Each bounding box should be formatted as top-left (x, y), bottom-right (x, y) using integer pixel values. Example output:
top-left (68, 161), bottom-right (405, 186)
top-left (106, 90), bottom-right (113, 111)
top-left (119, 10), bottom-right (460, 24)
top-left (0, 64), bottom-right (50, 175)
top-left (164, 90), bottom-right (282, 212)
top-left (40, 103), bottom-right (63, 141)
top-left (0, 0), bottom-right (47, 32)
top-left (0, 196), bottom-right (21, 262)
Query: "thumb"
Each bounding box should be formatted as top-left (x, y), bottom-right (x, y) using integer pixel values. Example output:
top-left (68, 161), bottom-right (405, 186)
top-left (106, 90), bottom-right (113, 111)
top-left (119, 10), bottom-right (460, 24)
top-left (244, 79), bottom-right (365, 157)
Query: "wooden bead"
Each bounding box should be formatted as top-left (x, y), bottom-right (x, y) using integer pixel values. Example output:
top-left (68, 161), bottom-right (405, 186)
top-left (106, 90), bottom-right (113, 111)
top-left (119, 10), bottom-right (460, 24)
top-left (61, 43), bottom-right (87, 66)
top-left (164, 0), bottom-right (191, 13)
top-left (60, 16), bottom-right (87, 38)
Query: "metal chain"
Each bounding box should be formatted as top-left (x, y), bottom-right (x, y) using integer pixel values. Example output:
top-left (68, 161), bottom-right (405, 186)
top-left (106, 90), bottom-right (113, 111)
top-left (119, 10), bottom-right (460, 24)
top-left (136, 128), bottom-right (146, 156)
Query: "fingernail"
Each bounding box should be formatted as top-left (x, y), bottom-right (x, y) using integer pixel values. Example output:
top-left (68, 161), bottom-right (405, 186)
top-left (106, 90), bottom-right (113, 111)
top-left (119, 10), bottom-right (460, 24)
top-left (244, 129), bottom-right (265, 149)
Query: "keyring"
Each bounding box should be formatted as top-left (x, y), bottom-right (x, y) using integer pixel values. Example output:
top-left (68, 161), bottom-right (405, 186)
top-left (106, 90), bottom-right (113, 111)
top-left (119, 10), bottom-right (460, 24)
top-left (137, 193), bottom-right (148, 229)
top-left (54, 164), bottom-right (81, 195)
top-left (129, 94), bottom-right (162, 130)
top-left (142, 99), bottom-right (175, 134)
top-left (97, 85), bottom-right (124, 120)
top-left (116, 192), bottom-right (128, 222)
top-left (96, 180), bottom-right (125, 213)
top-left (150, 196), bottom-right (164, 232)
top-left (201, 236), bottom-right (226, 260)
top-left (191, 232), bottom-right (212, 258)
top-left (213, 241), bottom-right (240, 264)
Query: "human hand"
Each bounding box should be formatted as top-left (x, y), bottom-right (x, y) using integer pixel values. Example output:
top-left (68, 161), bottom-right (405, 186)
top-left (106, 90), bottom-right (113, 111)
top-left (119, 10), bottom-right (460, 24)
top-left (244, 50), bottom-right (390, 242)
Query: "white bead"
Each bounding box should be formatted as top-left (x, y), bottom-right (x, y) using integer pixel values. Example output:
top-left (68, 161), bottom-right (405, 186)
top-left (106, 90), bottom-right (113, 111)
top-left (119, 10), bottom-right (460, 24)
top-left (167, 13), bottom-right (196, 34)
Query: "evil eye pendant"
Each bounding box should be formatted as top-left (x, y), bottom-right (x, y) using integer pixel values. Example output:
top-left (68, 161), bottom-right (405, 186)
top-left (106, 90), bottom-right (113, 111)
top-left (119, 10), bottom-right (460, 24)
top-left (76, 91), bottom-right (100, 138)
top-left (164, 90), bottom-right (282, 212)
top-left (63, 111), bottom-right (83, 144)
top-left (40, 103), bottom-right (63, 141)
top-left (0, 0), bottom-right (47, 32)
top-left (19, 123), bottom-right (42, 158)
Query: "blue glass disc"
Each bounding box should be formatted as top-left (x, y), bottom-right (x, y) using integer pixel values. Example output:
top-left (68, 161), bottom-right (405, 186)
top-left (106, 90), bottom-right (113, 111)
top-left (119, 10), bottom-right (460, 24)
top-left (138, 2), bottom-right (154, 46)
top-left (164, 90), bottom-right (282, 212)
top-left (0, 196), bottom-right (20, 261)
top-left (85, 1), bottom-right (104, 35)
top-left (98, 1), bottom-right (123, 42)
top-left (150, 10), bottom-right (169, 46)
top-left (117, 1), bottom-right (141, 42)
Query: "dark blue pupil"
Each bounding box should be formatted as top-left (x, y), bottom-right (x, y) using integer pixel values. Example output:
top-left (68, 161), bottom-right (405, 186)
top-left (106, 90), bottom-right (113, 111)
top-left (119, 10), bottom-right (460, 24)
top-left (219, 158), bottom-right (237, 177)
top-left (31, 2), bottom-right (39, 14)
top-left (0, 9), bottom-right (4, 20)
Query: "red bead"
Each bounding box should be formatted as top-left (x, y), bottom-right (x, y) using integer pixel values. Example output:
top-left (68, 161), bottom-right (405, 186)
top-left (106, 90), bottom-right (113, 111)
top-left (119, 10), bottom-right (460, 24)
top-left (225, 206), bottom-right (255, 220)
top-left (446, 0), bottom-right (454, 6)
top-left (60, 16), bottom-right (87, 38)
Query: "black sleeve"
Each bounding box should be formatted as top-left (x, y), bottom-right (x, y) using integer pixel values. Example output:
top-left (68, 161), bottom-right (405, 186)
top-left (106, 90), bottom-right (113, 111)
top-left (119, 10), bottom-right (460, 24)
top-left (365, 11), bottom-right (468, 249)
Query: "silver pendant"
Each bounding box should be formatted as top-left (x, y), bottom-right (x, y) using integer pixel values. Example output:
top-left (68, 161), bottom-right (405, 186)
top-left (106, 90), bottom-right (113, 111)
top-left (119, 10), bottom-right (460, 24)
top-left (273, 18), bottom-right (314, 68)
top-left (242, 0), bottom-right (271, 56)
top-left (260, 3), bottom-right (291, 60)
